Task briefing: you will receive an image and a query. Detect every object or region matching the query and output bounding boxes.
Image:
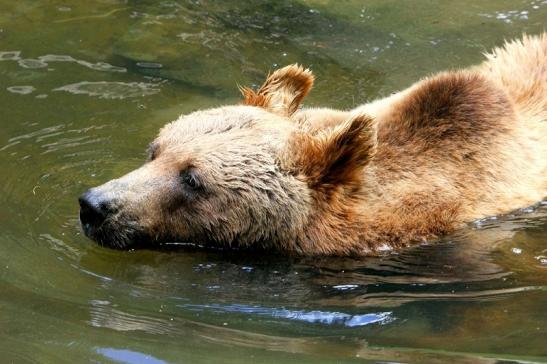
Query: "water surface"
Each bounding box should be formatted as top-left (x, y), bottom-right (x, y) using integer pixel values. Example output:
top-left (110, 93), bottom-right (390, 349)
top-left (1, 1), bottom-right (546, 363)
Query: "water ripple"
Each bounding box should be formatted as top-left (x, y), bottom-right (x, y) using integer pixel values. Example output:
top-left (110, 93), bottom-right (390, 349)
top-left (7, 124), bottom-right (65, 142)
top-left (40, 135), bottom-right (107, 154)
top-left (6, 85), bottom-right (35, 94)
top-left (180, 303), bottom-right (394, 327)
top-left (18, 59), bottom-right (48, 69)
top-left (0, 51), bottom-right (126, 72)
top-left (53, 81), bottom-right (161, 99)
top-left (89, 301), bottom-right (171, 334)
top-left (38, 54), bottom-right (126, 73)
top-left (0, 51), bottom-right (21, 61)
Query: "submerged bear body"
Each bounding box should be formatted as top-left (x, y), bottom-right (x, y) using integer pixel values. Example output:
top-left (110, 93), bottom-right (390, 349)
top-left (79, 34), bottom-right (547, 255)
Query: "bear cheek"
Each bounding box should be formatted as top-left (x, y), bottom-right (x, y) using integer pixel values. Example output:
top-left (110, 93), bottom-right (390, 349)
top-left (144, 186), bottom-right (204, 241)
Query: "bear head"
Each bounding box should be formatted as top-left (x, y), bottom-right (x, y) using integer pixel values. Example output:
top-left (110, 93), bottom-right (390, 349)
top-left (79, 64), bottom-right (376, 254)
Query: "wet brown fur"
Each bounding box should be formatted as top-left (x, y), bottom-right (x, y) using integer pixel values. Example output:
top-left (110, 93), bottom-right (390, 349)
top-left (88, 34), bottom-right (547, 255)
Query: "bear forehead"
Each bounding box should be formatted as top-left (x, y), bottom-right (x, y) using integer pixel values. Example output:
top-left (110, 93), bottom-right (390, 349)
top-left (150, 105), bottom-right (293, 161)
top-left (156, 105), bottom-right (292, 147)
top-left (161, 105), bottom-right (289, 137)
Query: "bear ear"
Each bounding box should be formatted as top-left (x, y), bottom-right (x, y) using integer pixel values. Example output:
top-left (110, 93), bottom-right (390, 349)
top-left (240, 64), bottom-right (314, 116)
top-left (283, 113), bottom-right (376, 190)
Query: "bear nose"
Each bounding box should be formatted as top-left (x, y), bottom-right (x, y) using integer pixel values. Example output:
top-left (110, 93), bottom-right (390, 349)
top-left (79, 189), bottom-right (117, 228)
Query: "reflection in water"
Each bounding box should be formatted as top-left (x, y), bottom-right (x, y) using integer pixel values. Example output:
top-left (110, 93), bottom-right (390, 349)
top-left (97, 348), bottom-right (167, 364)
top-left (89, 299), bottom-right (173, 334)
top-left (181, 303), bottom-right (393, 327)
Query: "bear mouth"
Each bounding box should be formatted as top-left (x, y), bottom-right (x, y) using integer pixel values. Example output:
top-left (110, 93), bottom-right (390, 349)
top-left (80, 218), bottom-right (272, 253)
top-left (80, 217), bottom-right (151, 249)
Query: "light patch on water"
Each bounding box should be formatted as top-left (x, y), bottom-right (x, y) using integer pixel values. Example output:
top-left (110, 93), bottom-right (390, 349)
top-left (6, 86), bottom-right (35, 95)
top-left (193, 262), bottom-right (217, 271)
top-left (136, 61), bottom-right (163, 69)
top-left (75, 60), bottom-right (126, 72)
top-left (97, 348), bottom-right (167, 364)
top-left (38, 54), bottom-right (76, 62)
top-left (478, 1), bottom-right (545, 23)
top-left (18, 59), bottom-right (48, 69)
top-left (73, 264), bottom-right (112, 282)
top-left (472, 215), bottom-right (504, 229)
top-left (53, 81), bottom-right (161, 99)
top-left (1, 52), bottom-right (126, 72)
top-left (38, 54), bottom-right (126, 72)
top-left (89, 301), bottom-right (171, 334)
top-left (7, 124), bottom-right (65, 142)
top-left (39, 233), bottom-right (81, 259)
top-left (332, 284), bottom-right (359, 291)
top-left (181, 303), bottom-right (394, 327)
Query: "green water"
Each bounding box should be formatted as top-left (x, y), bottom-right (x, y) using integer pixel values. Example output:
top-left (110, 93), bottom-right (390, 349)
top-left (1, 1), bottom-right (546, 363)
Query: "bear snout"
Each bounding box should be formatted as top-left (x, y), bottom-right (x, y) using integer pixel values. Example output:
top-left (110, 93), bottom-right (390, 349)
top-left (79, 189), bottom-right (118, 231)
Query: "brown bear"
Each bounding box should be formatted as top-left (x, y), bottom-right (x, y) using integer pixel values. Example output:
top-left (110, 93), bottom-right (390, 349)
top-left (79, 34), bottom-right (547, 256)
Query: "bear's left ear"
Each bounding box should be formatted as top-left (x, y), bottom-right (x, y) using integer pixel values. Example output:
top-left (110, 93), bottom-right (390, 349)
top-left (240, 64), bottom-right (314, 116)
top-left (282, 113), bottom-right (376, 190)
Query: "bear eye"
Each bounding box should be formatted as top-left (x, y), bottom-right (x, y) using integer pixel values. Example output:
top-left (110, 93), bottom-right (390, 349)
top-left (181, 169), bottom-right (200, 189)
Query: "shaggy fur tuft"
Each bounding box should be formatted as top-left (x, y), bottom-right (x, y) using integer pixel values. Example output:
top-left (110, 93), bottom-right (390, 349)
top-left (241, 64), bottom-right (314, 116)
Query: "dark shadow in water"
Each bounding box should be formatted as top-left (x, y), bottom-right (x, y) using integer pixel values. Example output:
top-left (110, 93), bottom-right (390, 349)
top-left (111, 0), bottom-right (387, 103)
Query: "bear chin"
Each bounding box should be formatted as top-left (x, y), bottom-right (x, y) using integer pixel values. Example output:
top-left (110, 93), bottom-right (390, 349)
top-left (80, 219), bottom-right (151, 250)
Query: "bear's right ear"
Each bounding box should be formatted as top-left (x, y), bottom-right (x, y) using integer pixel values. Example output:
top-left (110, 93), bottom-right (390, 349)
top-left (240, 64), bottom-right (314, 116)
top-left (282, 113), bottom-right (377, 191)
